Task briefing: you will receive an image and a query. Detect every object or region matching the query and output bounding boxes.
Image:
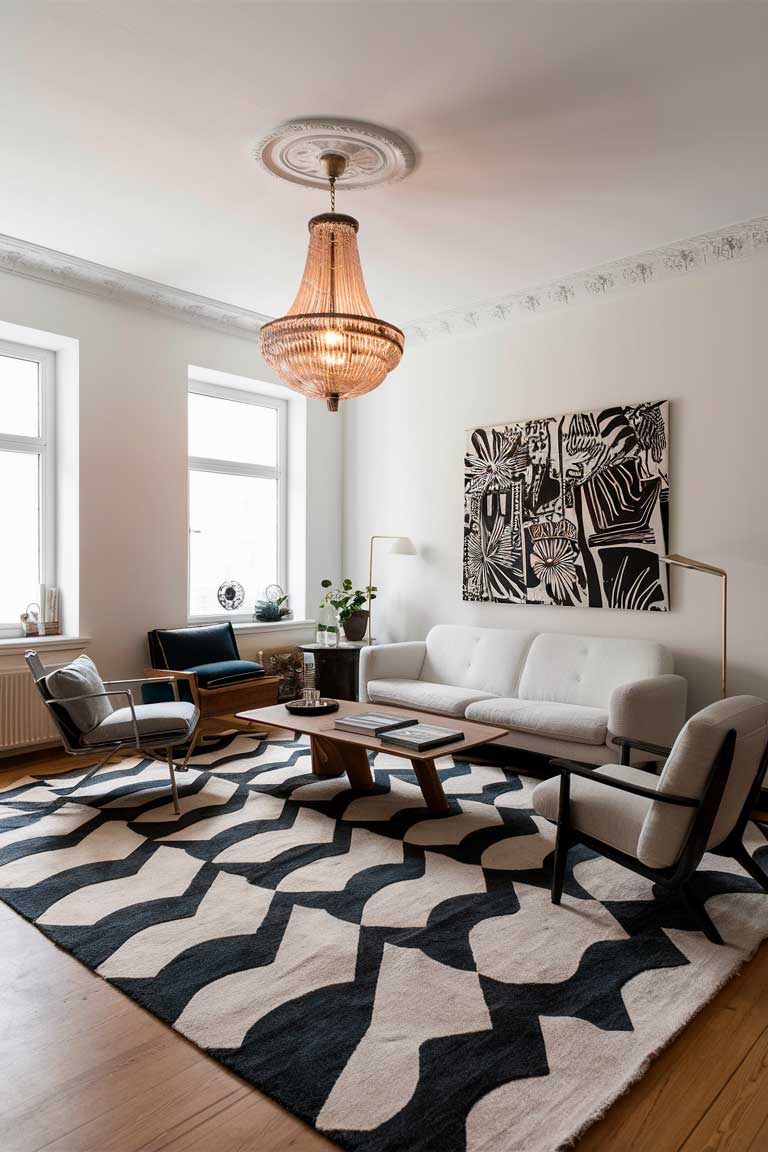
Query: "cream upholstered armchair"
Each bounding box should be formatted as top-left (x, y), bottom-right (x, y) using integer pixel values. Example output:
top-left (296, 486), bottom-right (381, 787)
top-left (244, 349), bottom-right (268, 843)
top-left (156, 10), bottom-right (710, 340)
top-left (533, 696), bottom-right (768, 944)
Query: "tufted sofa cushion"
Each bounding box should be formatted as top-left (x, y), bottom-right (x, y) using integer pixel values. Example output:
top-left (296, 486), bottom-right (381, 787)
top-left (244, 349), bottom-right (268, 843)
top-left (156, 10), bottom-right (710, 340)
top-left (518, 633), bottom-right (673, 710)
top-left (419, 625), bottom-right (533, 698)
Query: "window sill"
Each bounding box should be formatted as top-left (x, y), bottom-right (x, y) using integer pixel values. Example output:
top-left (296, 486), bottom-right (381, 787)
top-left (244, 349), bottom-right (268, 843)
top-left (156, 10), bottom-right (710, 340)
top-left (186, 618), bottom-right (316, 634)
top-left (0, 634), bottom-right (91, 652)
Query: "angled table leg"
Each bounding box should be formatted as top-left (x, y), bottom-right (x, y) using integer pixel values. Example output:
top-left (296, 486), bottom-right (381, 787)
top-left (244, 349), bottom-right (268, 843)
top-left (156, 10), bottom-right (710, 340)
top-left (310, 734), bottom-right (374, 790)
top-left (412, 757), bottom-right (449, 812)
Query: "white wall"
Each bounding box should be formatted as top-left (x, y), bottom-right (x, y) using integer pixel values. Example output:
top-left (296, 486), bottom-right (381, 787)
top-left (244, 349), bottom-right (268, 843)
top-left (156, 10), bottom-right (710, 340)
top-left (343, 256), bottom-right (768, 713)
top-left (0, 270), bottom-right (342, 677)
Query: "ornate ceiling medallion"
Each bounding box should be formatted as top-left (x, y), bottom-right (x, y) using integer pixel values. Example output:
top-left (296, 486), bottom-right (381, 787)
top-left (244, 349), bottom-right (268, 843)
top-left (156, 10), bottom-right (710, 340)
top-left (254, 117), bottom-right (415, 192)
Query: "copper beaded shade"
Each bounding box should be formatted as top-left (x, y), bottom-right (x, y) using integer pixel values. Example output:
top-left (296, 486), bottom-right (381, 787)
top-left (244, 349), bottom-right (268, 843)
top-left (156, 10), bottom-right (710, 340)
top-left (259, 154), bottom-right (404, 412)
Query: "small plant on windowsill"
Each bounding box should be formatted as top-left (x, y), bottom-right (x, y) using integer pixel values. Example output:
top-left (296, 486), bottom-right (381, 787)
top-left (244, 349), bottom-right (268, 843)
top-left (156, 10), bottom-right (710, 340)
top-left (320, 578), bottom-right (376, 643)
top-left (254, 595), bottom-right (288, 623)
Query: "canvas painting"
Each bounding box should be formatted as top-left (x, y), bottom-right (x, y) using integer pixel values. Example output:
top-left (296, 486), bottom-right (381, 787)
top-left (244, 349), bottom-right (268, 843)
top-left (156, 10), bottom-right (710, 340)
top-left (463, 401), bottom-right (670, 610)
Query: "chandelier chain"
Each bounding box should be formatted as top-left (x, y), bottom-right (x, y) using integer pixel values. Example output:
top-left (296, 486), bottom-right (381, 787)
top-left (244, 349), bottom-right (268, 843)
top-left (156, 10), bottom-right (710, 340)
top-left (329, 175), bottom-right (336, 213)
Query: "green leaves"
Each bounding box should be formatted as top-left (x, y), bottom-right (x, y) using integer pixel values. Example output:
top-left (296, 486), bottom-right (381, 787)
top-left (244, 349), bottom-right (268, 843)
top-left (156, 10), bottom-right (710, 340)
top-left (319, 577), bottom-right (375, 621)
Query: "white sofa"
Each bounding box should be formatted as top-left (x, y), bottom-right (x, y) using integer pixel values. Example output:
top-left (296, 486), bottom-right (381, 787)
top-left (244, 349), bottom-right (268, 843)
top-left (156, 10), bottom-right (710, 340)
top-left (359, 625), bottom-right (687, 765)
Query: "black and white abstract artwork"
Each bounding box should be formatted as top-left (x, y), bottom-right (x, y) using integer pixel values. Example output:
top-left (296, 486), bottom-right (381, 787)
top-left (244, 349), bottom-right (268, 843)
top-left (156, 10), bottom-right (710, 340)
top-left (463, 401), bottom-right (670, 611)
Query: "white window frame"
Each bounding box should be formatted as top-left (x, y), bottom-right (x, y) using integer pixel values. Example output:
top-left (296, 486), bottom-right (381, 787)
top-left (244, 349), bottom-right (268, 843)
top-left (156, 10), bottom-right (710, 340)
top-left (0, 339), bottom-right (56, 637)
top-left (187, 378), bottom-right (288, 623)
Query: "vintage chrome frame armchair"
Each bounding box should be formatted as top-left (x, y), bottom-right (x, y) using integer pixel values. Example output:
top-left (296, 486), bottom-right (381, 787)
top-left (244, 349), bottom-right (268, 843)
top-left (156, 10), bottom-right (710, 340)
top-left (26, 651), bottom-right (200, 814)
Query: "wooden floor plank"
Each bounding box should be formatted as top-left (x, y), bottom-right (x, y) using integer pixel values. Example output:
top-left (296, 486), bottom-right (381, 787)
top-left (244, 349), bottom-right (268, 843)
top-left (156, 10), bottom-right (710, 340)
top-left (2, 748), bottom-right (768, 1152)
top-left (678, 1022), bottom-right (768, 1151)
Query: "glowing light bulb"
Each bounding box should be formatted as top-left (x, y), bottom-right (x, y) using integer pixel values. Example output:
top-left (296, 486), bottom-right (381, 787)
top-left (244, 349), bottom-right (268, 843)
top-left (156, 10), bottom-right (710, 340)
top-left (323, 329), bottom-right (343, 347)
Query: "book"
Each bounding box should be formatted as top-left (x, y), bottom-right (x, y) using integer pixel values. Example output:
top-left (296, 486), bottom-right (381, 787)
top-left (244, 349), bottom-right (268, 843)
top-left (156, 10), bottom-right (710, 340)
top-left (380, 723), bottom-right (464, 751)
top-left (334, 712), bottom-right (416, 736)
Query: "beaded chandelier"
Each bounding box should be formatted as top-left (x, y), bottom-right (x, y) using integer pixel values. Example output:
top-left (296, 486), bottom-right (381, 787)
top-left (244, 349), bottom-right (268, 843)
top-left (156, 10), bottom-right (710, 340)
top-left (259, 154), bottom-right (404, 412)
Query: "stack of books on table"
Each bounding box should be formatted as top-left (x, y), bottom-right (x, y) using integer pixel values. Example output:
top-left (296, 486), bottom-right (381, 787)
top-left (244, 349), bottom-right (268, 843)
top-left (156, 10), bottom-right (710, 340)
top-left (380, 723), bottom-right (464, 751)
top-left (334, 712), bottom-right (416, 737)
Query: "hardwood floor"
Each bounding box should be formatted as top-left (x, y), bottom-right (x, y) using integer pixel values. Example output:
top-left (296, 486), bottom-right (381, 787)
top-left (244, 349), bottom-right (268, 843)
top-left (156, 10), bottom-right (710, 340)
top-left (2, 750), bottom-right (768, 1151)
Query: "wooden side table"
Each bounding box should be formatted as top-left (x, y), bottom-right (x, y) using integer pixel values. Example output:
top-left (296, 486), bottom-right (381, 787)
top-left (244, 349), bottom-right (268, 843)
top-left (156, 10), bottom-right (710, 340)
top-left (299, 642), bottom-right (367, 702)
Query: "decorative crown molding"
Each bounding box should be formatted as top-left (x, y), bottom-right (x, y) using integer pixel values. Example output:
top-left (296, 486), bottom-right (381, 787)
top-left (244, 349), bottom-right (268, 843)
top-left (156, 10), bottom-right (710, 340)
top-left (1, 214), bottom-right (766, 347)
top-left (404, 215), bottom-right (768, 343)
top-left (0, 233), bottom-right (272, 337)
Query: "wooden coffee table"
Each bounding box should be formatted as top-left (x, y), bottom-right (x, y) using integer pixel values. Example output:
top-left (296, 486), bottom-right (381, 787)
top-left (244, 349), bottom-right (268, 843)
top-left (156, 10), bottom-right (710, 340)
top-left (236, 700), bottom-right (507, 812)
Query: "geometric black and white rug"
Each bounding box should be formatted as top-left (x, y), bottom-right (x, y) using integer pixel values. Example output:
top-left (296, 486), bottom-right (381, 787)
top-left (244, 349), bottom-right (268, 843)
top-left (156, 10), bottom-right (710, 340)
top-left (2, 733), bottom-right (768, 1152)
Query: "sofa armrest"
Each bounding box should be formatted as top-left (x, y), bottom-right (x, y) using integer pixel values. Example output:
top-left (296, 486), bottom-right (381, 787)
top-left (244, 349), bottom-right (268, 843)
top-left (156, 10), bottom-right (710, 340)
top-left (608, 674), bottom-right (687, 757)
top-left (358, 642), bottom-right (427, 702)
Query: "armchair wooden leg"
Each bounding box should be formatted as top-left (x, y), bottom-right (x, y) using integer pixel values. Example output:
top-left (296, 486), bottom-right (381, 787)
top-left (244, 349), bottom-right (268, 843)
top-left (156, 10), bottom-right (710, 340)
top-left (551, 823), bottom-right (569, 905)
top-left (679, 882), bottom-right (724, 945)
top-left (551, 770), bottom-right (571, 905)
top-left (733, 843), bottom-right (768, 892)
top-left (166, 749), bottom-right (180, 815)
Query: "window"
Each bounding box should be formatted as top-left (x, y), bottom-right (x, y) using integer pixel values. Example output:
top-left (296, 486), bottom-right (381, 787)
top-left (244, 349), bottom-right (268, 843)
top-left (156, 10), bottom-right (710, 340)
top-left (0, 340), bottom-right (55, 635)
top-left (188, 380), bottom-right (286, 620)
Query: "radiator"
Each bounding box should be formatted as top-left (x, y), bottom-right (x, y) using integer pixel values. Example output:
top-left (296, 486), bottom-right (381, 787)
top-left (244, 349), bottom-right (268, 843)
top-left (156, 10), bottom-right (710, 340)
top-left (0, 669), bottom-right (58, 752)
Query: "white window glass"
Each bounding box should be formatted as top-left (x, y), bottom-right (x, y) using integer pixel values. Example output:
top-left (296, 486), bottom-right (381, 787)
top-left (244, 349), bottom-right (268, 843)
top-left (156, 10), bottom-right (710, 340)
top-left (188, 381), bottom-right (285, 620)
top-left (0, 341), bottom-right (54, 634)
top-left (0, 354), bottom-right (39, 436)
top-left (0, 452), bottom-right (40, 624)
top-left (189, 472), bottom-right (278, 617)
top-left (188, 392), bottom-right (277, 467)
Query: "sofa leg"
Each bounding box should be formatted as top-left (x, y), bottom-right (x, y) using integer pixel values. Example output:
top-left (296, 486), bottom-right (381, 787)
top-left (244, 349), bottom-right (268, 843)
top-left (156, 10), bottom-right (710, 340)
top-left (679, 882), bottom-right (723, 945)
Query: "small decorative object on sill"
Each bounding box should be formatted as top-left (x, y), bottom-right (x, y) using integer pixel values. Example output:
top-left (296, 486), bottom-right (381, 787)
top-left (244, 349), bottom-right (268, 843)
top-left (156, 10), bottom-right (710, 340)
top-left (255, 584), bottom-right (290, 622)
top-left (217, 581), bottom-right (245, 611)
top-left (254, 599), bottom-right (282, 622)
top-left (320, 577), bottom-right (375, 642)
top-left (21, 599), bottom-right (61, 637)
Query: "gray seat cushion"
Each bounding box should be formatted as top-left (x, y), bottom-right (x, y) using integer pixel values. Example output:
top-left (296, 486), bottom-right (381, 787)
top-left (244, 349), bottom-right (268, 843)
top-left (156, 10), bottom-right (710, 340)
top-left (466, 698), bottom-right (608, 745)
top-left (532, 764), bottom-right (656, 860)
top-left (46, 654), bottom-right (113, 734)
top-left (83, 701), bottom-right (199, 746)
top-left (366, 678), bottom-right (495, 718)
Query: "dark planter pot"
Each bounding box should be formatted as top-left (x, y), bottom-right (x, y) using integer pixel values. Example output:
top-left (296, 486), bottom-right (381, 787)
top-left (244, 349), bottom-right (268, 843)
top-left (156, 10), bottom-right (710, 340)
top-left (343, 610), bottom-right (369, 642)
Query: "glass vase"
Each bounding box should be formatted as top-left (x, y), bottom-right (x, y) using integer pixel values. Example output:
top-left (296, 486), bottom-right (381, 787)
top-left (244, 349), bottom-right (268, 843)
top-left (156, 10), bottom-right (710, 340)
top-left (317, 603), bottom-right (339, 647)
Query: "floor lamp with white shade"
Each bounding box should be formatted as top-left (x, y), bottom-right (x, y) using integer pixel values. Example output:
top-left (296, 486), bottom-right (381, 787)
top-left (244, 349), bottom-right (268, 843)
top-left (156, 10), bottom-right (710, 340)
top-left (366, 536), bottom-right (416, 644)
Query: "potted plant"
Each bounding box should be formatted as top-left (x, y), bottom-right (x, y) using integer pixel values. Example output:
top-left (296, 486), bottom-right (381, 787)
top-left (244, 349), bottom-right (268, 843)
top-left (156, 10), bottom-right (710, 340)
top-left (320, 578), bottom-right (377, 642)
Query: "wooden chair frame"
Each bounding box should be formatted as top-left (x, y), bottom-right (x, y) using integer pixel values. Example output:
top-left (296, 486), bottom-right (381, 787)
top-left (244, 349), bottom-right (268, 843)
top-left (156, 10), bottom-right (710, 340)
top-left (550, 730), bottom-right (768, 944)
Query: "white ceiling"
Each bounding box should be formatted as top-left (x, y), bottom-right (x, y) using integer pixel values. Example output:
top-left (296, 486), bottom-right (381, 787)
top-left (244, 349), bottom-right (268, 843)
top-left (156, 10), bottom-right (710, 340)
top-left (2, 1), bottom-right (767, 327)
